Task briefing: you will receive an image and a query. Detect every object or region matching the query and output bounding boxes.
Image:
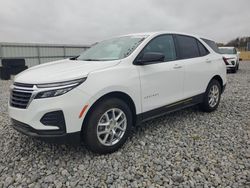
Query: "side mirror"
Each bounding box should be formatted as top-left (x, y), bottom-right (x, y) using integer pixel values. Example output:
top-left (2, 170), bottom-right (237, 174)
top-left (69, 56), bottom-right (79, 60)
top-left (137, 52), bottom-right (165, 65)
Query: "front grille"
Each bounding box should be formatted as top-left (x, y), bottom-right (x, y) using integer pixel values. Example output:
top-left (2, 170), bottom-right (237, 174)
top-left (14, 82), bottom-right (34, 88)
top-left (10, 88), bottom-right (33, 109)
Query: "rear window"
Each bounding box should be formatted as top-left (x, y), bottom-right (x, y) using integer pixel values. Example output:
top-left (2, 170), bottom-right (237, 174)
top-left (201, 38), bottom-right (220, 53)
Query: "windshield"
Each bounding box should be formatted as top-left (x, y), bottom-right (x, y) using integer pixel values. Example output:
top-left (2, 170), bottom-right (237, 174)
top-left (219, 48), bottom-right (236, 54)
top-left (77, 35), bottom-right (147, 61)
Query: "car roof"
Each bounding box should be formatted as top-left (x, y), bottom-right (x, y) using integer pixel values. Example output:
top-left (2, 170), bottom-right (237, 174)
top-left (120, 31), bottom-right (213, 41)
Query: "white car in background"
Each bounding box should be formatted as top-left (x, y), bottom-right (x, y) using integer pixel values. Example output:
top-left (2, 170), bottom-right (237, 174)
top-left (9, 32), bottom-right (227, 154)
top-left (219, 47), bottom-right (240, 73)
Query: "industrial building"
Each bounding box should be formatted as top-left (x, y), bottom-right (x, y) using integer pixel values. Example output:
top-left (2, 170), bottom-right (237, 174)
top-left (0, 42), bottom-right (89, 67)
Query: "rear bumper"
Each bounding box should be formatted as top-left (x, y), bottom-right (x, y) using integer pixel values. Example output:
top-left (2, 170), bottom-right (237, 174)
top-left (11, 119), bottom-right (81, 144)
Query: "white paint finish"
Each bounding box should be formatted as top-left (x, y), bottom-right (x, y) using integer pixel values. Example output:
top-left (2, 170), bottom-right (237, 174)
top-left (137, 60), bottom-right (184, 112)
top-left (182, 54), bottom-right (224, 99)
top-left (219, 47), bottom-right (239, 68)
top-left (9, 31), bottom-right (227, 135)
top-left (14, 59), bottom-right (120, 84)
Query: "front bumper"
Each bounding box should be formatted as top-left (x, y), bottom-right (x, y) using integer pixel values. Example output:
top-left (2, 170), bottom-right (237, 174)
top-left (11, 118), bottom-right (81, 144)
top-left (9, 87), bottom-right (91, 134)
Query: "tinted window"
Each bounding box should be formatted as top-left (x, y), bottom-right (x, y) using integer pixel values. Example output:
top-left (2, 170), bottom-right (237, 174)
top-left (197, 41), bottom-right (209, 56)
top-left (176, 35), bottom-right (200, 59)
top-left (201, 38), bottom-right (220, 53)
top-left (142, 35), bottom-right (176, 62)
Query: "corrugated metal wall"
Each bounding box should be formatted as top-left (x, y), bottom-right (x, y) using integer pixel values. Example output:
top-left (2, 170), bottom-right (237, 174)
top-left (0, 42), bottom-right (90, 67)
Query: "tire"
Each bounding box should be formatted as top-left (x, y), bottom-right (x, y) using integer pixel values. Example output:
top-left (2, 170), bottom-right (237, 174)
top-left (200, 79), bottom-right (221, 112)
top-left (82, 98), bottom-right (133, 154)
top-left (236, 62), bottom-right (239, 70)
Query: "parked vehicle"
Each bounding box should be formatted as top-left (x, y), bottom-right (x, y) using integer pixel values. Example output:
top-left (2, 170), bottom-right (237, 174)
top-left (9, 32), bottom-right (227, 154)
top-left (219, 47), bottom-right (240, 73)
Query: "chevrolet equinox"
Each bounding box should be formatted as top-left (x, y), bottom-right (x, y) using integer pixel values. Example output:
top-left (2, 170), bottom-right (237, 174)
top-left (9, 32), bottom-right (227, 154)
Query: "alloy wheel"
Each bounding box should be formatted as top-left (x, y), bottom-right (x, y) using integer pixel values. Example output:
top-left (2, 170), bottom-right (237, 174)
top-left (208, 85), bottom-right (220, 108)
top-left (97, 108), bottom-right (127, 146)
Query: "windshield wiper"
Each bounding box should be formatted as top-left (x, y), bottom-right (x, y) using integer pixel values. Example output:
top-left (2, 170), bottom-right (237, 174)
top-left (69, 56), bottom-right (79, 60)
top-left (81, 59), bottom-right (102, 61)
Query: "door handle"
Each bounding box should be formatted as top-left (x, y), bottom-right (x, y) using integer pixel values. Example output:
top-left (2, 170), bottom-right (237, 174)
top-left (173, 64), bottom-right (182, 69)
top-left (206, 59), bottom-right (212, 63)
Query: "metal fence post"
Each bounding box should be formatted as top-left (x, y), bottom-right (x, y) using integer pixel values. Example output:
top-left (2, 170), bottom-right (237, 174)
top-left (0, 44), bottom-right (3, 66)
top-left (37, 46), bottom-right (41, 64)
top-left (63, 46), bottom-right (66, 59)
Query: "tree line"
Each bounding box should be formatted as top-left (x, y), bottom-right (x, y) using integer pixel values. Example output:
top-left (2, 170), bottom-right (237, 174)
top-left (218, 37), bottom-right (250, 50)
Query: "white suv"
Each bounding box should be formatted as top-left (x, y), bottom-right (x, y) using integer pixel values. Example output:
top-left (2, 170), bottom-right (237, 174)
top-left (219, 47), bottom-right (240, 73)
top-left (9, 32), bottom-right (227, 154)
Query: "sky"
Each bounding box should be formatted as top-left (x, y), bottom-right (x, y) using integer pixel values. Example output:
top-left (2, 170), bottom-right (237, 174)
top-left (0, 0), bottom-right (249, 45)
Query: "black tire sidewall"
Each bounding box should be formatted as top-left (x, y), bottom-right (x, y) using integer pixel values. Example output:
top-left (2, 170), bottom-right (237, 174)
top-left (202, 80), bottom-right (222, 112)
top-left (83, 98), bottom-right (133, 154)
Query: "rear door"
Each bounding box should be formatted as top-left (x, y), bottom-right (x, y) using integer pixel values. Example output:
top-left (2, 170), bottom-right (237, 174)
top-left (174, 35), bottom-right (212, 98)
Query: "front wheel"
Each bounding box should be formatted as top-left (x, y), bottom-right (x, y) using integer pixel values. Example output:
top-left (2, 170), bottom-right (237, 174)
top-left (200, 79), bottom-right (221, 112)
top-left (82, 98), bottom-right (132, 154)
top-left (236, 62), bottom-right (239, 70)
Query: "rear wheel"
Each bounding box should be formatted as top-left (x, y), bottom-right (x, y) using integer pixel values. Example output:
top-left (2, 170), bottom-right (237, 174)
top-left (200, 79), bottom-right (221, 112)
top-left (83, 98), bottom-right (132, 154)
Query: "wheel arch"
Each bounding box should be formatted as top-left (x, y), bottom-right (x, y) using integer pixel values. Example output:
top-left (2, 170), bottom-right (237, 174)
top-left (210, 75), bottom-right (223, 90)
top-left (81, 91), bottom-right (137, 134)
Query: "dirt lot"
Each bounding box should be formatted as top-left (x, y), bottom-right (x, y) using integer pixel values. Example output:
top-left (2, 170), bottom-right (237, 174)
top-left (0, 62), bottom-right (250, 188)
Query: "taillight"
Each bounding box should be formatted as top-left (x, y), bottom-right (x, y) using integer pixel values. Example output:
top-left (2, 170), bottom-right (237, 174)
top-left (223, 57), bottom-right (229, 65)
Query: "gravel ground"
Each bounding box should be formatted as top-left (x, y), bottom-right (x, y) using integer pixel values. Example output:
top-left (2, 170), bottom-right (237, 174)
top-left (0, 62), bottom-right (250, 188)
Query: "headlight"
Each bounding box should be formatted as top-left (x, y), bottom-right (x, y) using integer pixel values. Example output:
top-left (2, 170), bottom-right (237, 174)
top-left (35, 78), bottom-right (86, 99)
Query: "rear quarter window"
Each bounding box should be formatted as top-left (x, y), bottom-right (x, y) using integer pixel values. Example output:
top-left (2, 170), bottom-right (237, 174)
top-left (201, 38), bottom-right (220, 53)
top-left (197, 41), bottom-right (209, 56)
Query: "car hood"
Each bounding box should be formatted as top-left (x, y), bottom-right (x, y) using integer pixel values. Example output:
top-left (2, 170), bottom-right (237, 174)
top-left (221, 54), bottom-right (237, 59)
top-left (15, 59), bottom-right (121, 84)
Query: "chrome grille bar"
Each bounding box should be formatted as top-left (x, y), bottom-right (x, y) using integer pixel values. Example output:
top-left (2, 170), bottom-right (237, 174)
top-left (10, 83), bottom-right (34, 109)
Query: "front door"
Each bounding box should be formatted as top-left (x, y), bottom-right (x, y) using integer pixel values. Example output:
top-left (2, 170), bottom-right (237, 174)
top-left (136, 35), bottom-right (184, 113)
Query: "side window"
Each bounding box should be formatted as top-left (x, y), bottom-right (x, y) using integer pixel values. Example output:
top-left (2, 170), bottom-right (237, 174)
top-left (201, 38), bottom-right (220, 53)
top-left (176, 35), bottom-right (200, 59)
top-left (197, 41), bottom-right (209, 56)
top-left (142, 35), bottom-right (176, 62)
